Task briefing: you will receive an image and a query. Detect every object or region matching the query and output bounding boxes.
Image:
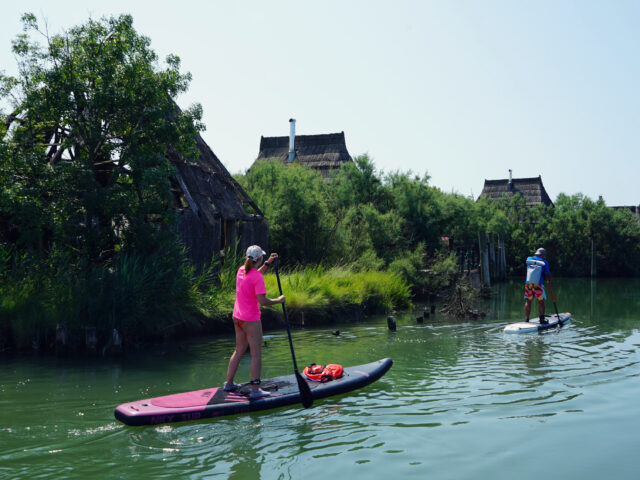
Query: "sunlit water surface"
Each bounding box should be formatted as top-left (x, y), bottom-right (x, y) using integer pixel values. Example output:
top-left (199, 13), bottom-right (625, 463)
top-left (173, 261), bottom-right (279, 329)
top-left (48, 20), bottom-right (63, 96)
top-left (1, 278), bottom-right (640, 479)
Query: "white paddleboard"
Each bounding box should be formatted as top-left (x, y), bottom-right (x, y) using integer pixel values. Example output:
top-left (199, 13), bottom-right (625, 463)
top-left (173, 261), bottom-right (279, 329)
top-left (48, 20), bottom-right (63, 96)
top-left (504, 313), bottom-right (572, 334)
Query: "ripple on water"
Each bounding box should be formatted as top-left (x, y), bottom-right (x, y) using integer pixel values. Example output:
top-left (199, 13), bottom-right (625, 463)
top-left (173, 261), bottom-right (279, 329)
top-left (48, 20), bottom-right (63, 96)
top-left (3, 303), bottom-right (640, 479)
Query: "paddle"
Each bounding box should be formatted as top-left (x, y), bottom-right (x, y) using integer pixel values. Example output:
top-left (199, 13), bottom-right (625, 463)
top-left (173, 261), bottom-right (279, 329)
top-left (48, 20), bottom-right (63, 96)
top-left (547, 277), bottom-right (563, 327)
top-left (273, 259), bottom-right (313, 408)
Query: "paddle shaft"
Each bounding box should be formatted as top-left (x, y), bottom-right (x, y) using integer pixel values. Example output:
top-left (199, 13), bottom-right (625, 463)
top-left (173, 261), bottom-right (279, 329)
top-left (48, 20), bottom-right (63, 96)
top-left (273, 259), bottom-right (313, 408)
top-left (547, 277), bottom-right (562, 324)
top-left (273, 260), bottom-right (300, 371)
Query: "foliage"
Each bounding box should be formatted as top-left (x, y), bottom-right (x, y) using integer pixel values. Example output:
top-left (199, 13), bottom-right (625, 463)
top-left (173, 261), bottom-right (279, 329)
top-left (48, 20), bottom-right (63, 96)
top-left (237, 155), bottom-right (468, 268)
top-left (263, 267), bottom-right (412, 324)
top-left (1, 14), bottom-right (202, 262)
top-left (0, 243), bottom-right (199, 349)
top-left (191, 240), bottom-right (245, 319)
top-left (239, 155), bottom-right (640, 279)
top-left (329, 155), bottom-right (391, 211)
top-left (468, 192), bottom-right (640, 277)
top-left (0, 14), bottom-right (203, 349)
top-left (440, 278), bottom-right (486, 319)
top-left (238, 161), bottom-right (336, 264)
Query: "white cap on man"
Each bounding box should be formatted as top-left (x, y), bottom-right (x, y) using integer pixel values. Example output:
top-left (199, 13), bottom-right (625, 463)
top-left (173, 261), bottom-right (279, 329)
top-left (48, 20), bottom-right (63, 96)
top-left (535, 248), bottom-right (546, 256)
top-left (246, 245), bottom-right (266, 261)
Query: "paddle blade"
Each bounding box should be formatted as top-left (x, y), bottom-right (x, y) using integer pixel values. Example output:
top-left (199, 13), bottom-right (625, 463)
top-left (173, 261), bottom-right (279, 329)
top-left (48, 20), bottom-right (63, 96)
top-left (295, 371), bottom-right (313, 408)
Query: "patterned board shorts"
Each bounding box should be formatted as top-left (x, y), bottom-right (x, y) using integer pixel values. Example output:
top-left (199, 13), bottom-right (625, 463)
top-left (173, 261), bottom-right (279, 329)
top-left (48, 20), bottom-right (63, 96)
top-left (524, 283), bottom-right (546, 301)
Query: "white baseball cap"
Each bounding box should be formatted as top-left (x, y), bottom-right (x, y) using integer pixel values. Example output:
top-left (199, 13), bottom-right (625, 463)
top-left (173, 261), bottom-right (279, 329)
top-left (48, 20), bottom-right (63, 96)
top-left (246, 245), bottom-right (266, 261)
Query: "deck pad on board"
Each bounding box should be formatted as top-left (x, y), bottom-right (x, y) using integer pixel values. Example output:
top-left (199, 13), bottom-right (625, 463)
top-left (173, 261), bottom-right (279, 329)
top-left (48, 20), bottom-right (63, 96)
top-left (150, 388), bottom-right (219, 408)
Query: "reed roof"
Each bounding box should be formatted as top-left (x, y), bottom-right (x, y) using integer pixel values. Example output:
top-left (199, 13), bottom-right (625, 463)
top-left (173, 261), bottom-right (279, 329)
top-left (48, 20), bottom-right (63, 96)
top-left (256, 132), bottom-right (352, 172)
top-left (611, 205), bottom-right (640, 216)
top-left (169, 133), bottom-right (263, 223)
top-left (478, 176), bottom-right (553, 206)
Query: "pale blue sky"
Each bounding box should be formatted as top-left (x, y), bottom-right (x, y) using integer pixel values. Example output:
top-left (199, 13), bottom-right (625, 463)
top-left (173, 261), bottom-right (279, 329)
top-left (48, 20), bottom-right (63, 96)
top-left (1, 1), bottom-right (638, 205)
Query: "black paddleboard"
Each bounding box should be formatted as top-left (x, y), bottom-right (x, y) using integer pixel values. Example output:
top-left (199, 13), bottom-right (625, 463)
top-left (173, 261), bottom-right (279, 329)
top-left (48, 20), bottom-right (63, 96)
top-left (115, 358), bottom-right (393, 426)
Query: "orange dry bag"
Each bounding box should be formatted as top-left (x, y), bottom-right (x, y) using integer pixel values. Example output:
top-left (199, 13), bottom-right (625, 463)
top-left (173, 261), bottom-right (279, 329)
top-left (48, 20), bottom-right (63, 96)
top-left (302, 363), bottom-right (344, 382)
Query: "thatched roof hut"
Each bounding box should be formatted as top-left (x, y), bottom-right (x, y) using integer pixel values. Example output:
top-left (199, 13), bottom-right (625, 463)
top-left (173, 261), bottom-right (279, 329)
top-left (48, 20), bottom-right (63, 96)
top-left (255, 130), bottom-right (352, 178)
top-left (478, 173), bottom-right (553, 206)
top-left (169, 133), bottom-right (268, 268)
top-left (3, 101), bottom-right (267, 269)
top-left (611, 205), bottom-right (640, 216)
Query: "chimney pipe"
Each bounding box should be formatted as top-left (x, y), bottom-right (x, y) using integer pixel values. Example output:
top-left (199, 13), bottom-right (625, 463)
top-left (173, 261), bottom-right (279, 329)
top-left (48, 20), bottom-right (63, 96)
top-left (508, 169), bottom-right (513, 190)
top-left (288, 118), bottom-right (296, 163)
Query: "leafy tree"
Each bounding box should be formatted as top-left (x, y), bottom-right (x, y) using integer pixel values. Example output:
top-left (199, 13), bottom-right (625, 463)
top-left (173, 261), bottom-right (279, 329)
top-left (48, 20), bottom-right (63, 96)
top-left (329, 154), bottom-right (391, 211)
top-left (0, 14), bottom-right (203, 345)
top-left (435, 190), bottom-right (478, 246)
top-left (239, 150), bottom-right (640, 280)
top-left (386, 171), bottom-right (442, 250)
top-left (550, 194), bottom-right (593, 275)
top-left (334, 203), bottom-right (404, 265)
top-left (238, 161), bottom-right (337, 264)
top-left (1, 13), bottom-right (202, 263)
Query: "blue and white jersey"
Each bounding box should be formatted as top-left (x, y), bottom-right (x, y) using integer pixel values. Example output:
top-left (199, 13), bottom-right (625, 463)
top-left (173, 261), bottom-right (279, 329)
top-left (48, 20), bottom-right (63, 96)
top-left (525, 255), bottom-right (550, 285)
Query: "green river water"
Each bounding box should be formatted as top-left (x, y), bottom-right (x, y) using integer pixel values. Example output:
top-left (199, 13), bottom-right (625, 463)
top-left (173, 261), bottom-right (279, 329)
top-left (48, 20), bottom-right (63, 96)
top-left (1, 278), bottom-right (640, 479)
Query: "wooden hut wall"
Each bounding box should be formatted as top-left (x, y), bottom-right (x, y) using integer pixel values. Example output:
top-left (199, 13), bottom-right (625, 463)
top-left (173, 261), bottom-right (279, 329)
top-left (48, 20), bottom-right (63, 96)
top-left (238, 219), bottom-right (269, 253)
top-left (177, 215), bottom-right (268, 269)
top-left (177, 209), bottom-right (221, 268)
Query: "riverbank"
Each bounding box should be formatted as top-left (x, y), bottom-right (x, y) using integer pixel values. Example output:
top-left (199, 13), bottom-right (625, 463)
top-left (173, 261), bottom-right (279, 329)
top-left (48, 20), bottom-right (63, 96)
top-left (170, 267), bottom-right (414, 336)
top-left (0, 267), bottom-right (412, 354)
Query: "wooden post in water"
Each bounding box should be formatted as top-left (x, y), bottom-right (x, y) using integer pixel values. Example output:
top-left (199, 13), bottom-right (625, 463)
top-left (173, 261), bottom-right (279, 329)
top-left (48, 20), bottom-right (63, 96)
top-left (111, 328), bottom-right (123, 355)
top-left (85, 326), bottom-right (97, 354)
top-left (500, 235), bottom-right (506, 279)
top-left (55, 324), bottom-right (68, 355)
top-left (478, 232), bottom-right (491, 287)
top-left (591, 239), bottom-right (596, 277)
top-left (489, 234), bottom-right (496, 282)
top-left (590, 277), bottom-right (596, 321)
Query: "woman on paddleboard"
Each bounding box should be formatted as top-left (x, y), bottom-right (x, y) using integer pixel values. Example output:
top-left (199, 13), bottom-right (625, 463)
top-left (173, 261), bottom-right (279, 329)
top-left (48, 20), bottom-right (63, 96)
top-left (225, 245), bottom-right (285, 399)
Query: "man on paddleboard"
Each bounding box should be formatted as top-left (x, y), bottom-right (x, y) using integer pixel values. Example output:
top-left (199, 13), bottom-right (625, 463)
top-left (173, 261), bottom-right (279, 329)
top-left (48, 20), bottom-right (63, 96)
top-left (524, 248), bottom-right (550, 324)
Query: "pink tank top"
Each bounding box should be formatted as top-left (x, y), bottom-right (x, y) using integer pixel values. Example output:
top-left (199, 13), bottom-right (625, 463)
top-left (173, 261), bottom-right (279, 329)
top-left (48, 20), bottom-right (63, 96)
top-left (232, 266), bottom-right (267, 322)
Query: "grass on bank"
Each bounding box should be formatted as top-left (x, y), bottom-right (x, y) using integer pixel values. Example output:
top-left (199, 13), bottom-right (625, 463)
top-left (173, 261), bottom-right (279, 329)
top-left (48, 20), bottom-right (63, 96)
top-left (262, 266), bottom-right (412, 324)
top-left (0, 248), bottom-right (413, 352)
top-left (194, 265), bottom-right (412, 328)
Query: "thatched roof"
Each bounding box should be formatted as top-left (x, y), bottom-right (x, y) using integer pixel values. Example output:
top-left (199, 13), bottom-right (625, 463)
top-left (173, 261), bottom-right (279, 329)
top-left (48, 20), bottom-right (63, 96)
top-left (478, 175), bottom-right (553, 206)
top-left (169, 134), bottom-right (263, 222)
top-left (255, 132), bottom-right (352, 175)
top-left (611, 205), bottom-right (640, 216)
top-left (169, 133), bottom-right (268, 268)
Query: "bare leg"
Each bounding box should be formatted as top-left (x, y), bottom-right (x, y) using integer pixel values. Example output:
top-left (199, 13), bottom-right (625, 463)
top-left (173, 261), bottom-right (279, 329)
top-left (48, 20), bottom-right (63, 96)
top-left (539, 299), bottom-right (546, 317)
top-left (241, 321), bottom-right (264, 390)
top-left (226, 317), bottom-right (249, 384)
top-left (524, 299), bottom-right (532, 321)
